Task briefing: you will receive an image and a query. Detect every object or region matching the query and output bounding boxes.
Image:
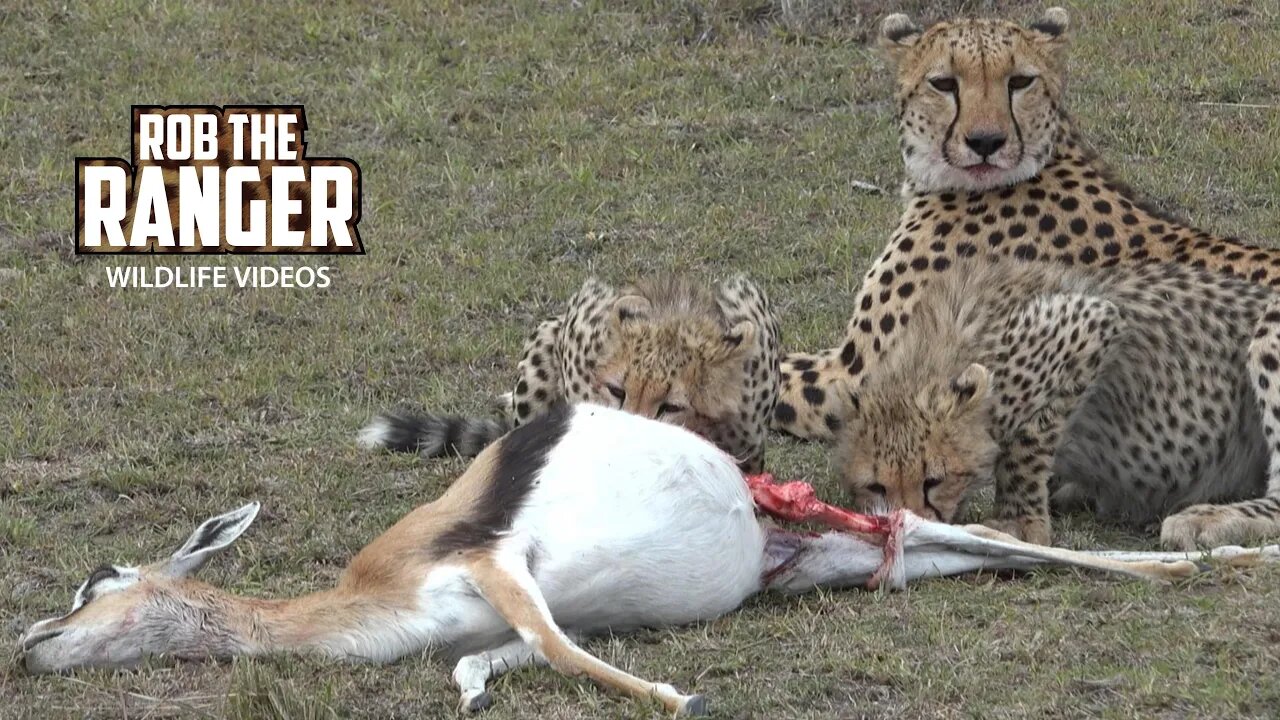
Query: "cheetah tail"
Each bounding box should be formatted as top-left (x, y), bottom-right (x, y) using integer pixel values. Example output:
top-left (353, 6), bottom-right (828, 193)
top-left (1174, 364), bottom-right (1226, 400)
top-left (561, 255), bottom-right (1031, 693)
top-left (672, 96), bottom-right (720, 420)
top-left (357, 410), bottom-right (510, 458)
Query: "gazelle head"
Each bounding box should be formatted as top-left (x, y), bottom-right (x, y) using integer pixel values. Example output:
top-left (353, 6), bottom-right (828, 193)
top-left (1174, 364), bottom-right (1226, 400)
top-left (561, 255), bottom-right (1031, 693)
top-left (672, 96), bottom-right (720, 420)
top-left (19, 502), bottom-right (260, 674)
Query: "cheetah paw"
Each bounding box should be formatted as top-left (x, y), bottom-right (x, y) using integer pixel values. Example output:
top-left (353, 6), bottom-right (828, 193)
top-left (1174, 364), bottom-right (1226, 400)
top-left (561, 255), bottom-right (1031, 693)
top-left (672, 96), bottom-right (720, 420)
top-left (984, 516), bottom-right (1051, 546)
top-left (1160, 505), bottom-right (1269, 550)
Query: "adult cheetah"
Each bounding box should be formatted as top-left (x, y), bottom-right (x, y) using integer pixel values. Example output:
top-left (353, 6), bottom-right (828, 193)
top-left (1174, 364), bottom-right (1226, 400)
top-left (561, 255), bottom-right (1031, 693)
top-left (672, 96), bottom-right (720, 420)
top-left (836, 256), bottom-right (1280, 549)
top-left (360, 274), bottom-right (781, 473)
top-left (773, 8), bottom-right (1280, 441)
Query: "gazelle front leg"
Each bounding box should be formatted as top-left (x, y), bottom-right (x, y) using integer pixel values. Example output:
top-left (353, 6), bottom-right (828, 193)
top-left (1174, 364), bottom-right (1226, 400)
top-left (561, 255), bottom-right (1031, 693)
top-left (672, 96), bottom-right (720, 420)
top-left (467, 551), bottom-right (707, 716)
top-left (453, 638), bottom-right (545, 713)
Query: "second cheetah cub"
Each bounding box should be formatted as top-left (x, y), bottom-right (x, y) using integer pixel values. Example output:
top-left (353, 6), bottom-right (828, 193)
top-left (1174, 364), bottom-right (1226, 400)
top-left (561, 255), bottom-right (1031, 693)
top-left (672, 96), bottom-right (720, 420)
top-left (836, 257), bottom-right (1280, 549)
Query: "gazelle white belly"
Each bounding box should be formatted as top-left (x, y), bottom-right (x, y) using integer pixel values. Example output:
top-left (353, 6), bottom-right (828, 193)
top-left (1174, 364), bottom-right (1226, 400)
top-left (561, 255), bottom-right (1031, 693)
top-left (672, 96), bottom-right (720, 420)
top-left (509, 405), bottom-right (767, 632)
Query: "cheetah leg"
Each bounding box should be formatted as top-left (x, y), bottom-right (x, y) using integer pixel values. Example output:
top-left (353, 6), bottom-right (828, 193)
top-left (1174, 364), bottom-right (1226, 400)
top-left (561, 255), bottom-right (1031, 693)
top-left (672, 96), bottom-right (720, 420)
top-left (989, 422), bottom-right (1059, 546)
top-left (772, 237), bottom-right (919, 443)
top-left (1161, 297), bottom-right (1280, 549)
top-left (988, 294), bottom-right (1121, 545)
top-left (510, 316), bottom-right (565, 428)
top-left (716, 274), bottom-right (782, 473)
top-left (773, 349), bottom-right (849, 442)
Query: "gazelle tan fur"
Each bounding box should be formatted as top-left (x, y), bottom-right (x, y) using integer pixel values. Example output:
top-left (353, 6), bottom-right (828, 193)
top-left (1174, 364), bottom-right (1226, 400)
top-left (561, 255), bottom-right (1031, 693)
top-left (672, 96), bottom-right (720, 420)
top-left (20, 405), bottom-right (1272, 715)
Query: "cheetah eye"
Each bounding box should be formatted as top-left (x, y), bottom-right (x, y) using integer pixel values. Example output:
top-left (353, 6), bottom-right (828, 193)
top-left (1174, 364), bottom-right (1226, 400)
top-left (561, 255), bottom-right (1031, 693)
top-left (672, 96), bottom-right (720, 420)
top-left (605, 383), bottom-right (625, 402)
top-left (1008, 75), bottom-right (1037, 90)
top-left (923, 477), bottom-right (943, 494)
top-left (656, 402), bottom-right (684, 417)
top-left (867, 482), bottom-right (887, 496)
top-left (928, 76), bottom-right (958, 93)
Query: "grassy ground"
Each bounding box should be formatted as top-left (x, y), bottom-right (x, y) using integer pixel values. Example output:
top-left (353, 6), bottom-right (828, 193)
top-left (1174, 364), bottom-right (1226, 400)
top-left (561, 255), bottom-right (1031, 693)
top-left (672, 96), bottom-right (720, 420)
top-left (3, 0), bottom-right (1280, 717)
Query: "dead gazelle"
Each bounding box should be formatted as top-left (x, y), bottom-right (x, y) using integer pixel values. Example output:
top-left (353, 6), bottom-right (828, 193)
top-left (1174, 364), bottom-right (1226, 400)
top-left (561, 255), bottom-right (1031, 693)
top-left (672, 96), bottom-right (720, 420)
top-left (19, 405), bottom-right (1273, 715)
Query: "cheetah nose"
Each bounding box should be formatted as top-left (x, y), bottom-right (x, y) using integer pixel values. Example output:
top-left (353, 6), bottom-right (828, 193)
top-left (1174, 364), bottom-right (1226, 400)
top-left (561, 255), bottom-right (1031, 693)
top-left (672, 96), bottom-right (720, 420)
top-left (964, 132), bottom-right (1007, 158)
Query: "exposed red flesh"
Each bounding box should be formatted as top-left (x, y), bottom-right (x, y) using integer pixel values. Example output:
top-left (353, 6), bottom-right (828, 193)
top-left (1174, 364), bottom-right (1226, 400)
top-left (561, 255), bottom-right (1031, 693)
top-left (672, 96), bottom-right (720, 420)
top-left (744, 473), bottom-right (891, 536)
top-left (746, 473), bottom-right (906, 590)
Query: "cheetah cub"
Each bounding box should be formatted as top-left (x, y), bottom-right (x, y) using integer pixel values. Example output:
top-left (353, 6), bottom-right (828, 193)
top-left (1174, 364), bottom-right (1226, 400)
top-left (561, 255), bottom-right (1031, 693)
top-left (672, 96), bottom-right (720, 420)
top-left (836, 257), bottom-right (1280, 549)
top-left (361, 275), bottom-right (781, 472)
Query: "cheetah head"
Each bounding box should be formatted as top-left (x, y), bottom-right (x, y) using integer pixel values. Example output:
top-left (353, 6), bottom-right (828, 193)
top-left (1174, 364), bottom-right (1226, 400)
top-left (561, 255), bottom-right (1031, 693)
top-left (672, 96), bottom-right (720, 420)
top-left (595, 293), bottom-right (756, 439)
top-left (880, 8), bottom-right (1070, 194)
top-left (837, 363), bottom-right (998, 522)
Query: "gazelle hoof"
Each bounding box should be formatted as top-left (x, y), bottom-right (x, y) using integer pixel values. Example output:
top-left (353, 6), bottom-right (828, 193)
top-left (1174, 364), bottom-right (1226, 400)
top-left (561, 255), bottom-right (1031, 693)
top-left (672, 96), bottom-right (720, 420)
top-left (459, 691), bottom-right (492, 714)
top-left (680, 694), bottom-right (709, 716)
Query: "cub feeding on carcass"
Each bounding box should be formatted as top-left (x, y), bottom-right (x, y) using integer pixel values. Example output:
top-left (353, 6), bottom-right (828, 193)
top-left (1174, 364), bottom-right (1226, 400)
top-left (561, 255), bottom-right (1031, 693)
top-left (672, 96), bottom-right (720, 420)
top-left (836, 257), bottom-right (1280, 549)
top-left (361, 274), bottom-right (780, 472)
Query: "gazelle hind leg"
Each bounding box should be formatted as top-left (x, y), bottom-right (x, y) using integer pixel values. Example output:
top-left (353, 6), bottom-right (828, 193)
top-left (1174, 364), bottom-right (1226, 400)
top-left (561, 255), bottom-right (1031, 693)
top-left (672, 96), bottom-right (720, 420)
top-left (468, 553), bottom-right (707, 716)
top-left (764, 528), bottom-right (1050, 593)
top-left (1090, 545), bottom-right (1280, 565)
top-left (950, 522), bottom-right (1198, 581)
top-left (453, 638), bottom-right (545, 713)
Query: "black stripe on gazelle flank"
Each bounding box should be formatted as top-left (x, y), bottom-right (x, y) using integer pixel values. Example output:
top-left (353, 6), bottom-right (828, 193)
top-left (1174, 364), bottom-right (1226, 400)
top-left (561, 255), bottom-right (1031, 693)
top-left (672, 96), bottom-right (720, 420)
top-left (431, 403), bottom-right (573, 558)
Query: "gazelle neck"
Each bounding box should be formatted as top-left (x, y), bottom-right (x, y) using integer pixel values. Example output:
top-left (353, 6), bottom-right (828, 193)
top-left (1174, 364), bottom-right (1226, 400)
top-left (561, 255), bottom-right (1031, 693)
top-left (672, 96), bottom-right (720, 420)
top-left (157, 582), bottom-right (396, 661)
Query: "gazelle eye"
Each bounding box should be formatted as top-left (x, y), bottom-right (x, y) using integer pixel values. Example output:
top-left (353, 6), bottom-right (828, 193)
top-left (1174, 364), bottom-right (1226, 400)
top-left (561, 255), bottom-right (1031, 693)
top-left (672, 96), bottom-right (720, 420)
top-left (928, 76), bottom-right (958, 93)
top-left (606, 384), bottom-right (625, 401)
top-left (1009, 74), bottom-right (1037, 90)
top-left (657, 402), bottom-right (684, 417)
top-left (867, 482), bottom-right (887, 496)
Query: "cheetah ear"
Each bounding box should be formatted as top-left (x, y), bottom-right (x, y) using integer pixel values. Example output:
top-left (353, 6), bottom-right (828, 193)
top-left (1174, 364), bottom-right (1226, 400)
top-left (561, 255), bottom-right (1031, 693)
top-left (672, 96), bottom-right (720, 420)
top-left (1029, 7), bottom-right (1069, 37)
top-left (1029, 7), bottom-right (1070, 52)
top-left (947, 363), bottom-right (992, 415)
top-left (612, 295), bottom-right (652, 325)
top-left (847, 389), bottom-right (863, 418)
top-left (878, 13), bottom-right (922, 64)
top-left (703, 320), bottom-right (756, 364)
top-left (922, 363), bottom-right (991, 418)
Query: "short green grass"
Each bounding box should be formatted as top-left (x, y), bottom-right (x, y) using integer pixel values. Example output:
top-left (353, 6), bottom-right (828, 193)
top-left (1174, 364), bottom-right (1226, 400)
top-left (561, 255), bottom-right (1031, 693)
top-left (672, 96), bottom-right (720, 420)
top-left (3, 1), bottom-right (1280, 718)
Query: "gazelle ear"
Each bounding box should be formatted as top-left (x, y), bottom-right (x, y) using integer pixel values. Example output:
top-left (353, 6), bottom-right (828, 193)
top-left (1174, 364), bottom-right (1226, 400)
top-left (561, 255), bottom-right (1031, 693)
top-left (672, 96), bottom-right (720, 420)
top-left (163, 502), bottom-right (260, 577)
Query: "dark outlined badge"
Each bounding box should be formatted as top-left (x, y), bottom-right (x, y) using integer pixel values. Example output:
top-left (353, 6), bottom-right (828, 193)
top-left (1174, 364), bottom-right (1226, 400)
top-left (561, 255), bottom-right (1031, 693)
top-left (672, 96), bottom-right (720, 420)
top-left (75, 105), bottom-right (363, 254)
